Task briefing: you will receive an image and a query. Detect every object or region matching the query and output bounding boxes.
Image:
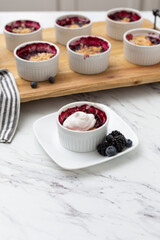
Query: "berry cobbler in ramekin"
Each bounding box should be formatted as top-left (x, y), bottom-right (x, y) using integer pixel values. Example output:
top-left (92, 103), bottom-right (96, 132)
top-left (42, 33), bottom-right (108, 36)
top-left (55, 14), bottom-right (92, 45)
top-left (5, 20), bottom-right (40, 33)
top-left (4, 20), bottom-right (42, 51)
top-left (126, 34), bottom-right (160, 46)
top-left (14, 41), bottom-right (59, 82)
top-left (57, 101), bottom-right (109, 152)
top-left (108, 10), bottom-right (141, 23)
top-left (106, 8), bottom-right (143, 40)
top-left (69, 36), bottom-right (109, 55)
top-left (16, 42), bottom-right (57, 61)
top-left (123, 28), bottom-right (160, 65)
top-left (67, 35), bottom-right (111, 74)
top-left (56, 16), bottom-right (90, 29)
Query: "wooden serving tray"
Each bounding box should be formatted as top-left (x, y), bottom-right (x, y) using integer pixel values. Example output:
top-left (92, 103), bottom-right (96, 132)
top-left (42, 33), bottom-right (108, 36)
top-left (0, 19), bottom-right (159, 103)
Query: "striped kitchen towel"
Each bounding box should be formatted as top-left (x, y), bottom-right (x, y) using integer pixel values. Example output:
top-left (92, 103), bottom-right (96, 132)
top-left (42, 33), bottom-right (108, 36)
top-left (0, 69), bottom-right (20, 143)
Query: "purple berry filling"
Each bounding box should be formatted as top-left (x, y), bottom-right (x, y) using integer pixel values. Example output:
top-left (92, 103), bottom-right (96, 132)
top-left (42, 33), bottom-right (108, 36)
top-left (16, 43), bottom-right (57, 60)
top-left (57, 16), bottom-right (90, 27)
top-left (69, 36), bottom-right (109, 53)
top-left (5, 20), bottom-right (40, 33)
top-left (59, 104), bottom-right (107, 129)
top-left (149, 36), bottom-right (160, 45)
top-left (108, 10), bottom-right (141, 22)
top-left (126, 34), bottom-right (160, 45)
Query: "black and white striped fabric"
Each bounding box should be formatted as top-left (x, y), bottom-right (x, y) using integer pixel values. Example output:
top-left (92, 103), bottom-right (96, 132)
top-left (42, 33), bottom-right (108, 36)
top-left (0, 69), bottom-right (20, 143)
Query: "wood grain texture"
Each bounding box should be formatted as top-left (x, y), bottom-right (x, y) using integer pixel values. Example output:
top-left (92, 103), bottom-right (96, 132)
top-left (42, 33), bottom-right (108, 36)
top-left (0, 19), bottom-right (159, 103)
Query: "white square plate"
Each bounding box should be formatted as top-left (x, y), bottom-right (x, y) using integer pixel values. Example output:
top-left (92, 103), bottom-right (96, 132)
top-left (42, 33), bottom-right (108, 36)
top-left (33, 105), bottom-right (139, 170)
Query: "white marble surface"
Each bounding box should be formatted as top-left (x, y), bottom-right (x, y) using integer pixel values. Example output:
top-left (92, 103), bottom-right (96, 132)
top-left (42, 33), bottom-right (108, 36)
top-left (0, 11), bottom-right (160, 240)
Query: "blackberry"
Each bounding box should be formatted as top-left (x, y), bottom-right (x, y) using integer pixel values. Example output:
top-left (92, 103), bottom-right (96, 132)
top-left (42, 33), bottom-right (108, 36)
top-left (113, 135), bottom-right (126, 152)
top-left (111, 130), bottom-right (124, 138)
top-left (97, 142), bottom-right (109, 156)
top-left (105, 134), bottom-right (114, 145)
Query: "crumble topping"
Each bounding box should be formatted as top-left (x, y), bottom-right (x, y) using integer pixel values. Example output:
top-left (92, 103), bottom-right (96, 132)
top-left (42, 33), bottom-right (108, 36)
top-left (12, 27), bottom-right (34, 33)
top-left (118, 17), bottom-right (130, 22)
top-left (126, 34), bottom-right (160, 46)
top-left (65, 23), bottom-right (88, 28)
top-left (65, 24), bottom-right (80, 28)
top-left (75, 45), bottom-right (103, 55)
top-left (129, 35), bottom-right (152, 46)
top-left (12, 23), bottom-right (34, 33)
top-left (29, 52), bottom-right (54, 61)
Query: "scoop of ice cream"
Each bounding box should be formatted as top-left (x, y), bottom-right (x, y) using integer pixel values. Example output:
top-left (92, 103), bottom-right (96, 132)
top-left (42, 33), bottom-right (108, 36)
top-left (63, 111), bottom-right (96, 131)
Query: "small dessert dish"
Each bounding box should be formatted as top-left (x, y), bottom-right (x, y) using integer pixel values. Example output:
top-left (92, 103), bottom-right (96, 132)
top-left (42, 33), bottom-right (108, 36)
top-left (4, 20), bottom-right (42, 51)
top-left (55, 14), bottom-right (92, 45)
top-left (34, 104), bottom-right (139, 169)
top-left (14, 41), bottom-right (59, 82)
top-left (123, 28), bottom-right (160, 65)
top-left (106, 8), bottom-right (143, 40)
top-left (57, 101), bottom-right (109, 152)
top-left (67, 35), bottom-right (111, 74)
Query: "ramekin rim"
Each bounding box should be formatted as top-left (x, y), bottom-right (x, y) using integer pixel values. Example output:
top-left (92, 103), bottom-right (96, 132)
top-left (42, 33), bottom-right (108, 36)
top-left (56, 101), bottom-right (109, 133)
top-left (4, 19), bottom-right (42, 36)
top-left (106, 7), bottom-right (143, 25)
top-left (123, 28), bottom-right (160, 48)
top-left (54, 14), bottom-right (92, 30)
top-left (66, 35), bottom-right (111, 57)
top-left (14, 40), bottom-right (60, 63)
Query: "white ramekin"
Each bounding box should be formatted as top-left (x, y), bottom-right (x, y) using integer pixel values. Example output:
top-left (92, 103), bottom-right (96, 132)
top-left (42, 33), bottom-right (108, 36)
top-left (106, 8), bottom-right (143, 41)
top-left (14, 41), bottom-right (59, 82)
top-left (123, 28), bottom-right (160, 66)
top-left (55, 14), bottom-right (92, 45)
top-left (57, 101), bottom-right (109, 152)
top-left (67, 35), bottom-right (111, 74)
top-left (4, 20), bottom-right (42, 51)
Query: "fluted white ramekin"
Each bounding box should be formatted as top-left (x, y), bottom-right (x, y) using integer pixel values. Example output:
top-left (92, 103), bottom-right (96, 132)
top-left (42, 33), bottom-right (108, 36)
top-left (123, 28), bottom-right (160, 66)
top-left (106, 8), bottom-right (143, 41)
top-left (57, 101), bottom-right (109, 152)
top-left (4, 20), bottom-right (42, 51)
top-left (55, 14), bottom-right (92, 45)
top-left (14, 41), bottom-right (59, 82)
top-left (67, 35), bottom-right (111, 74)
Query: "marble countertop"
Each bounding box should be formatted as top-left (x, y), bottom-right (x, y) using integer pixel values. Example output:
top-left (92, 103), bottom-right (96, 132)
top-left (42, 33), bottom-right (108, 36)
top-left (0, 11), bottom-right (160, 240)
